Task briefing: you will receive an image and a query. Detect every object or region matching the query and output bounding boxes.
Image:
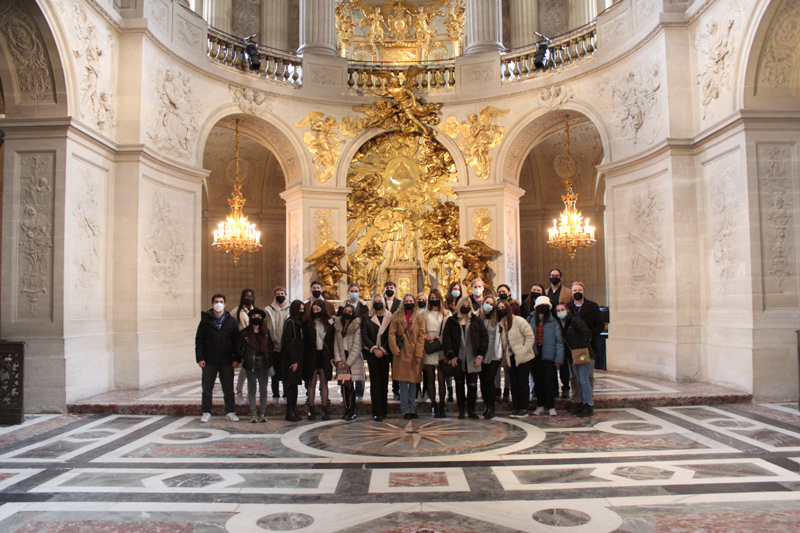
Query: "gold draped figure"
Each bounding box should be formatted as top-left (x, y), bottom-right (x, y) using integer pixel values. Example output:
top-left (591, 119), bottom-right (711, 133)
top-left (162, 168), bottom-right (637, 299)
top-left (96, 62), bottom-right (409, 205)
top-left (459, 240), bottom-right (501, 293)
top-left (305, 241), bottom-right (349, 300)
top-left (439, 106), bottom-right (510, 180)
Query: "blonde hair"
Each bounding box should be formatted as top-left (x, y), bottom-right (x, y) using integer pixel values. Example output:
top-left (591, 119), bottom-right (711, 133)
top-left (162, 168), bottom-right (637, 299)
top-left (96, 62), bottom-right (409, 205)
top-left (455, 296), bottom-right (473, 318)
top-left (571, 281), bottom-right (585, 291)
top-left (415, 292), bottom-right (427, 301)
top-left (370, 294), bottom-right (388, 317)
top-left (391, 293), bottom-right (420, 327)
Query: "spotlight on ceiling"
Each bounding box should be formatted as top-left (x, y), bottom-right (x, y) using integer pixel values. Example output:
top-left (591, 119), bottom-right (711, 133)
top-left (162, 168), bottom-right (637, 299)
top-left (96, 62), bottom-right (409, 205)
top-left (243, 34), bottom-right (261, 71)
top-left (532, 32), bottom-right (552, 71)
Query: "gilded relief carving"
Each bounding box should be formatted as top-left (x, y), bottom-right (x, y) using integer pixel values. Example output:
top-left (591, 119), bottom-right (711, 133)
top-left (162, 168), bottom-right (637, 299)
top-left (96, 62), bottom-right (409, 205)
top-left (295, 112), bottom-right (355, 184)
top-left (472, 208), bottom-right (492, 245)
top-left (440, 106), bottom-right (510, 180)
top-left (459, 240), bottom-right (501, 292)
top-left (314, 209), bottom-right (335, 247)
top-left (0, 0), bottom-right (54, 101)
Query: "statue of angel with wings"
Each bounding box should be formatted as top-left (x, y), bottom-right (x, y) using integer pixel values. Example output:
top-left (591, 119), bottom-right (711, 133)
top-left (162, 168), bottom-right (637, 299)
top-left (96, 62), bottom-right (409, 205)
top-left (439, 106), bottom-right (509, 180)
top-left (305, 240), bottom-right (349, 300)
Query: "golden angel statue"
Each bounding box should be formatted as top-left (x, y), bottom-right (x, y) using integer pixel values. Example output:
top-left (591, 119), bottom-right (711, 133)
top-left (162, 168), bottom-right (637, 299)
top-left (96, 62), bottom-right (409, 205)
top-left (367, 66), bottom-right (442, 137)
top-left (305, 240), bottom-right (349, 300)
top-left (295, 112), bottom-right (344, 183)
top-left (459, 239), bottom-right (501, 291)
top-left (439, 106), bottom-right (509, 179)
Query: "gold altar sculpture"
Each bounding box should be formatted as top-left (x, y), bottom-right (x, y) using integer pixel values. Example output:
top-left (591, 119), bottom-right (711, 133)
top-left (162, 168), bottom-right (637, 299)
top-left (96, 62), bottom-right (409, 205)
top-left (459, 239), bottom-right (501, 292)
top-left (295, 111), bottom-right (358, 184)
top-left (305, 240), bottom-right (349, 300)
top-left (440, 106), bottom-right (510, 180)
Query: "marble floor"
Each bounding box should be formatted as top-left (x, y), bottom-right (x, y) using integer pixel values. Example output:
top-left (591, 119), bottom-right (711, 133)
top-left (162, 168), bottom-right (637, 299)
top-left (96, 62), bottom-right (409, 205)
top-left (2, 398), bottom-right (800, 531)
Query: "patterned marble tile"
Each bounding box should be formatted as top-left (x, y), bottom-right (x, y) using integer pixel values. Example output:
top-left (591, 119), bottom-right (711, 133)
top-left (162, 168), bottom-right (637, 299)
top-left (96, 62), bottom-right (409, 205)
top-left (369, 467), bottom-right (469, 493)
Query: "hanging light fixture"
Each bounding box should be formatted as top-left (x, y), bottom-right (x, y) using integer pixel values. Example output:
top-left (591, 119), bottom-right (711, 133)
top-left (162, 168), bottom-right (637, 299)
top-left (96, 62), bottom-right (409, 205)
top-left (547, 113), bottom-right (596, 260)
top-left (212, 119), bottom-right (262, 264)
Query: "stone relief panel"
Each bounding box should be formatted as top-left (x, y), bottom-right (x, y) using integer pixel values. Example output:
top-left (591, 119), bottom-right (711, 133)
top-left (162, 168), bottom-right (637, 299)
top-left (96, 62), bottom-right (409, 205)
top-left (175, 11), bottom-right (205, 51)
top-left (70, 158), bottom-right (107, 318)
top-left (504, 207), bottom-right (518, 294)
top-left (539, 0), bottom-right (568, 38)
top-left (600, 10), bottom-right (631, 48)
top-left (704, 156), bottom-right (742, 294)
top-left (0, 0), bottom-right (55, 102)
top-left (599, 64), bottom-right (662, 145)
top-left (757, 144), bottom-right (798, 309)
top-left (229, 85), bottom-right (273, 115)
top-left (756, 0), bottom-right (800, 96)
top-left (534, 85), bottom-right (574, 112)
top-left (460, 62), bottom-right (495, 85)
top-left (622, 181), bottom-right (669, 302)
top-left (232, 0), bottom-right (262, 38)
top-left (289, 209), bottom-right (303, 300)
top-left (55, 0), bottom-right (117, 134)
top-left (634, 0), bottom-right (659, 27)
top-left (148, 67), bottom-right (201, 162)
top-left (694, 19), bottom-right (736, 122)
top-left (143, 190), bottom-right (188, 301)
top-left (15, 153), bottom-right (55, 321)
top-left (146, 0), bottom-right (170, 34)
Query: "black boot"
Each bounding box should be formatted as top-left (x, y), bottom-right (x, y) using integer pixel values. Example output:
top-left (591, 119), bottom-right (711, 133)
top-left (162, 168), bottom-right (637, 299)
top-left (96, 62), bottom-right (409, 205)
top-left (307, 406), bottom-right (316, 421)
top-left (321, 407), bottom-right (330, 421)
top-left (436, 400), bottom-right (446, 418)
top-left (485, 404), bottom-right (495, 420)
top-left (344, 387), bottom-right (357, 421)
top-left (577, 404), bottom-right (593, 417)
top-left (285, 386), bottom-right (300, 422)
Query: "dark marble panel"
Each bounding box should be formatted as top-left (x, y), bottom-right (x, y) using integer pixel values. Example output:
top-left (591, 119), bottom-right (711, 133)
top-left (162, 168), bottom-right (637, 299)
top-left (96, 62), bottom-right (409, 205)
top-left (513, 467), bottom-right (597, 484)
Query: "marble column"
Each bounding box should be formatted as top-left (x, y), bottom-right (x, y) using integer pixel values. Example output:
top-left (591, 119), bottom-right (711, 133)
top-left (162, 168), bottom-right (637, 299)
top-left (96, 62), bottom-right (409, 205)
top-left (261, 0), bottom-right (290, 51)
top-left (297, 0), bottom-right (337, 56)
top-left (207, 0), bottom-right (233, 34)
top-left (569, 0), bottom-right (597, 29)
top-left (509, 0), bottom-right (539, 49)
top-left (464, 0), bottom-right (504, 55)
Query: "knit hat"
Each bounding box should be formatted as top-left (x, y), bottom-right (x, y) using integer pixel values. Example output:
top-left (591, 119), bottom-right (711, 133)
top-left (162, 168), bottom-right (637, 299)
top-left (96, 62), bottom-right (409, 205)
top-left (534, 296), bottom-right (552, 309)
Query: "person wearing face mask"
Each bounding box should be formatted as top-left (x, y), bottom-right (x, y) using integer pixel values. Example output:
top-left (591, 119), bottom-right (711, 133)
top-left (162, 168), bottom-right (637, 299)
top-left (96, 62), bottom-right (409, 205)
top-left (338, 283), bottom-right (370, 318)
top-left (281, 300), bottom-right (306, 422)
top-left (304, 280), bottom-right (336, 318)
top-left (469, 279), bottom-right (485, 311)
top-left (335, 303), bottom-right (364, 421)
top-left (556, 304), bottom-right (594, 417)
top-left (567, 282), bottom-right (603, 408)
top-left (238, 308), bottom-right (274, 423)
top-left (443, 281), bottom-right (463, 402)
top-left (415, 293), bottom-right (431, 403)
top-left (383, 281), bottom-right (402, 313)
top-left (232, 289), bottom-right (256, 407)
top-left (528, 296), bottom-right (565, 416)
top-left (495, 299), bottom-right (536, 418)
top-left (496, 284), bottom-right (512, 302)
top-left (362, 295), bottom-right (393, 421)
top-left (547, 270), bottom-right (572, 400)
top-left (479, 295), bottom-right (500, 419)
top-left (389, 294), bottom-right (426, 418)
top-left (303, 300), bottom-right (335, 421)
top-left (196, 294), bottom-right (241, 423)
top-left (442, 296), bottom-right (489, 419)
top-left (266, 286), bottom-right (291, 401)
top-left (421, 289), bottom-right (451, 418)
top-left (522, 283), bottom-right (546, 318)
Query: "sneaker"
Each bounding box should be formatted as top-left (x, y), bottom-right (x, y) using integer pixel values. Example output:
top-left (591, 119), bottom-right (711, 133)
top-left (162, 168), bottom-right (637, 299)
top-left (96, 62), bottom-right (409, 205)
top-left (576, 405), bottom-right (594, 418)
top-left (200, 412), bottom-right (211, 423)
top-left (259, 414), bottom-right (267, 423)
top-left (560, 390), bottom-right (570, 399)
top-left (549, 408), bottom-right (557, 417)
top-left (509, 410), bottom-right (528, 419)
top-left (225, 412), bottom-right (240, 422)
top-left (236, 392), bottom-right (245, 406)
top-left (250, 415), bottom-right (258, 424)
top-left (532, 406), bottom-right (545, 415)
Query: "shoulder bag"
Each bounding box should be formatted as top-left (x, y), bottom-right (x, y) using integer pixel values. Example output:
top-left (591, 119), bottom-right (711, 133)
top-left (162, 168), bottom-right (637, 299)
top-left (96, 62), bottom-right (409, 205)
top-left (424, 315), bottom-right (444, 354)
top-left (395, 319), bottom-right (411, 350)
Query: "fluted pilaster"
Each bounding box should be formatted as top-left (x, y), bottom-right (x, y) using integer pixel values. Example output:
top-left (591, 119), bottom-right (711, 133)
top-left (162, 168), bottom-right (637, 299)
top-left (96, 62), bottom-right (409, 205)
top-left (297, 0), bottom-right (337, 56)
top-left (509, 0), bottom-right (539, 49)
top-left (464, 0), bottom-right (504, 55)
top-left (261, 0), bottom-right (291, 51)
top-left (569, 0), bottom-right (597, 29)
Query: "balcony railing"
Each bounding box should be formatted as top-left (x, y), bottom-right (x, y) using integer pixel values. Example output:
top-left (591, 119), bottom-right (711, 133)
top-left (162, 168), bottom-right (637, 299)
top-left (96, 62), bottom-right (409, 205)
top-left (207, 28), bottom-right (302, 86)
top-left (500, 23), bottom-right (597, 83)
top-left (346, 60), bottom-right (456, 91)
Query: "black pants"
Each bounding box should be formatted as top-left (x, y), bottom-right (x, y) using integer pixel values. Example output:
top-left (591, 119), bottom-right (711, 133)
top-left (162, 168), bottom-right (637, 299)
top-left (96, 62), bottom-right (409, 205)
top-left (366, 352), bottom-right (390, 417)
top-left (271, 354), bottom-right (283, 397)
top-left (509, 357), bottom-right (533, 411)
top-left (201, 362), bottom-right (235, 414)
top-left (532, 357), bottom-right (558, 409)
top-left (455, 371), bottom-right (479, 412)
top-left (284, 383), bottom-right (298, 412)
top-left (480, 360), bottom-right (501, 409)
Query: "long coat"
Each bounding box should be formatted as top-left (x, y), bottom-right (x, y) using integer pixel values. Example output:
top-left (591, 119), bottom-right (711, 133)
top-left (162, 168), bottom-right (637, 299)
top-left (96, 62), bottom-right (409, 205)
top-left (441, 314), bottom-right (488, 374)
top-left (303, 318), bottom-right (335, 382)
top-left (388, 312), bottom-right (426, 383)
top-left (280, 318), bottom-right (305, 385)
top-left (334, 317), bottom-right (365, 381)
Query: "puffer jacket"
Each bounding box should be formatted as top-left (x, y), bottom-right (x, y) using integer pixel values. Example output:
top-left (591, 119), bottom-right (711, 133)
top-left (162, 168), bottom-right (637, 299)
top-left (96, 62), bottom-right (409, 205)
top-left (527, 312), bottom-right (565, 366)
top-left (498, 315), bottom-right (535, 366)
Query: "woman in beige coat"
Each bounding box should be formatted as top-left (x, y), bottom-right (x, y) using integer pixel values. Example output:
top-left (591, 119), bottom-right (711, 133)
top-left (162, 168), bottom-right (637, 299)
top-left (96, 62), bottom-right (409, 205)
top-left (334, 304), bottom-right (363, 421)
top-left (389, 294), bottom-right (426, 419)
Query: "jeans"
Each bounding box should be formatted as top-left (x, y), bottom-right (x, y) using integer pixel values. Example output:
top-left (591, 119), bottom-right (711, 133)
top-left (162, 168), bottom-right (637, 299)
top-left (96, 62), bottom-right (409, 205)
top-left (246, 361), bottom-right (269, 415)
top-left (454, 371), bottom-right (479, 412)
top-left (509, 357), bottom-right (533, 411)
top-left (532, 357), bottom-right (557, 409)
top-left (398, 381), bottom-right (417, 414)
top-left (571, 358), bottom-right (595, 403)
top-left (572, 360), bottom-right (594, 405)
top-left (367, 352), bottom-right (390, 417)
top-left (201, 362), bottom-right (235, 414)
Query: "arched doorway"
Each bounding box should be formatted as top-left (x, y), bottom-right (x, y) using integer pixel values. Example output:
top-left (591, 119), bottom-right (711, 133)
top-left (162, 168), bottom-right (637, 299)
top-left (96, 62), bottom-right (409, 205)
top-left (517, 111), bottom-right (607, 304)
top-left (200, 115), bottom-right (287, 309)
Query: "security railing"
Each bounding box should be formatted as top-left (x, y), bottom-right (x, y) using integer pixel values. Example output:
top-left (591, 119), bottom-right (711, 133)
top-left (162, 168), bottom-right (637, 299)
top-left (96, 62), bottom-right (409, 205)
top-left (207, 28), bottom-right (302, 86)
top-left (346, 60), bottom-right (456, 91)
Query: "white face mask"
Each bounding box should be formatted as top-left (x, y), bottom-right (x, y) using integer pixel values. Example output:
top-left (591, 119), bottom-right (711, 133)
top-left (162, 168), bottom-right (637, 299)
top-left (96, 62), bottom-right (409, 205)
top-left (557, 311), bottom-right (568, 320)
top-left (213, 302), bottom-right (225, 313)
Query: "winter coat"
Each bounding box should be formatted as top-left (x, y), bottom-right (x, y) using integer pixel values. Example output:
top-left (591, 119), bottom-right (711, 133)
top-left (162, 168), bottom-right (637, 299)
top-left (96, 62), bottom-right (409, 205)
top-left (442, 314), bottom-right (489, 374)
top-left (237, 329), bottom-right (274, 371)
top-left (497, 315), bottom-right (535, 366)
top-left (334, 316), bottom-right (365, 381)
top-left (482, 317), bottom-right (499, 363)
top-left (266, 302), bottom-right (291, 351)
top-left (422, 309), bottom-right (450, 363)
top-left (337, 299), bottom-right (370, 318)
top-left (303, 318), bottom-right (335, 382)
top-left (280, 318), bottom-right (305, 385)
top-left (362, 313), bottom-right (393, 360)
top-left (567, 298), bottom-right (604, 351)
top-left (527, 312), bottom-right (565, 366)
top-left (560, 314), bottom-right (592, 362)
top-left (388, 311), bottom-right (426, 383)
top-left (195, 310), bottom-right (240, 365)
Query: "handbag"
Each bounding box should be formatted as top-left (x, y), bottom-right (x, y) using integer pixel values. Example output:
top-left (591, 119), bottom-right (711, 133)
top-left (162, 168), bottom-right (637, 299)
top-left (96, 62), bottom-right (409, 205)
top-left (571, 347), bottom-right (591, 365)
top-left (441, 358), bottom-right (459, 377)
top-left (424, 316), bottom-right (444, 354)
top-left (395, 319), bottom-right (411, 350)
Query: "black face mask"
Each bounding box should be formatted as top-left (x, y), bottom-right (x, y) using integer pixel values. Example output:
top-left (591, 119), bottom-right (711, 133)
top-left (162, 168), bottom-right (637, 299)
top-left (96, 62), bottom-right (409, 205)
top-left (250, 317), bottom-right (263, 326)
top-left (498, 293), bottom-right (508, 300)
top-left (536, 306), bottom-right (550, 315)
top-left (417, 301), bottom-right (426, 308)
top-left (430, 300), bottom-right (440, 308)
top-left (244, 297), bottom-right (254, 306)
top-left (343, 312), bottom-right (353, 319)
top-left (550, 277), bottom-right (561, 286)
top-left (275, 295), bottom-right (286, 304)
top-left (312, 310), bottom-right (323, 319)
top-left (404, 302), bottom-right (415, 311)
top-left (311, 290), bottom-right (321, 299)
top-left (574, 292), bottom-right (584, 301)
top-left (385, 289), bottom-right (395, 298)
top-left (497, 308), bottom-right (508, 318)
top-left (373, 301), bottom-right (384, 311)
top-left (460, 305), bottom-right (471, 315)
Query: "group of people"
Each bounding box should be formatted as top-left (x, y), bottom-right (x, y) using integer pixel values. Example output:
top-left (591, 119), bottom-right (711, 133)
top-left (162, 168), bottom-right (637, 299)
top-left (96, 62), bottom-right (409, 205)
top-left (194, 269), bottom-right (605, 423)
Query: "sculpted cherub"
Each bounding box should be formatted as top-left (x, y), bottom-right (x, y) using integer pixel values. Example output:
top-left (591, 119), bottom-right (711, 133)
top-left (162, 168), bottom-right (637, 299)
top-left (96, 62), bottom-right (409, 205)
top-left (305, 240), bottom-right (349, 300)
top-left (440, 106), bottom-right (509, 179)
top-left (459, 239), bottom-right (501, 291)
top-left (369, 66), bottom-right (442, 137)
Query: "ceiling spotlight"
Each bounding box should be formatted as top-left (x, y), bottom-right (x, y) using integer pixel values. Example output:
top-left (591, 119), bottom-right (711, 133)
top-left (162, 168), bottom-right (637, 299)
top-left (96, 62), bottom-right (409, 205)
top-left (533, 43), bottom-right (552, 70)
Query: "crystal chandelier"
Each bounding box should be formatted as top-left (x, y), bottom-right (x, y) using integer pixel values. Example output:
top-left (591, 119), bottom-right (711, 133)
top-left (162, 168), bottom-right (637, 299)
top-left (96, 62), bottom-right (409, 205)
top-left (547, 114), bottom-right (596, 260)
top-left (212, 119), bottom-right (262, 264)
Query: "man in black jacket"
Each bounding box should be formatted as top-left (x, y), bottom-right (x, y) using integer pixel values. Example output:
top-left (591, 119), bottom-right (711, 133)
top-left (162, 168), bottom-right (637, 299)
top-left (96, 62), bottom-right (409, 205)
top-left (567, 282), bottom-right (605, 408)
top-left (196, 294), bottom-right (241, 423)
